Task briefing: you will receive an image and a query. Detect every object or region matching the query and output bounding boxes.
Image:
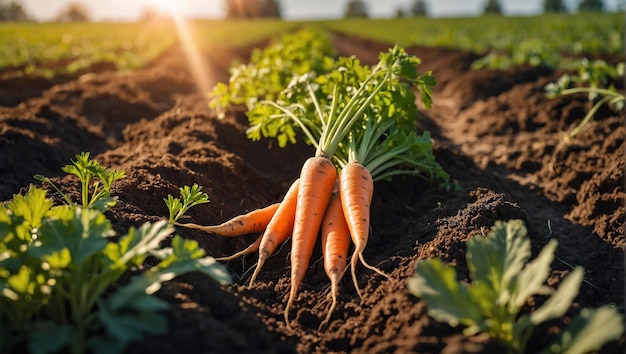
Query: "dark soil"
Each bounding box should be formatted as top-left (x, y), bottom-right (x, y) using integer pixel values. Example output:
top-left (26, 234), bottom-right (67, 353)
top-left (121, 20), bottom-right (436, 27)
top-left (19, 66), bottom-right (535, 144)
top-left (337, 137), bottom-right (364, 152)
top-left (1, 29), bottom-right (623, 354)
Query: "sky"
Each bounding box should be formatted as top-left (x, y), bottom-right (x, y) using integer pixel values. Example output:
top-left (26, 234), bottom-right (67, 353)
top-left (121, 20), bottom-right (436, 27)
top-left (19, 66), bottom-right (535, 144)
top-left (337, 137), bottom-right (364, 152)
top-left (21, 0), bottom-right (623, 22)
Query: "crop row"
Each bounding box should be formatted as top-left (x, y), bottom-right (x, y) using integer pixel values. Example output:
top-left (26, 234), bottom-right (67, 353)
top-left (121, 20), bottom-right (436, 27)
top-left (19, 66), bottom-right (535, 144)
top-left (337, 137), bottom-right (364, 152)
top-left (319, 13), bottom-right (624, 69)
top-left (0, 19), bottom-right (296, 78)
top-left (0, 21), bottom-right (177, 77)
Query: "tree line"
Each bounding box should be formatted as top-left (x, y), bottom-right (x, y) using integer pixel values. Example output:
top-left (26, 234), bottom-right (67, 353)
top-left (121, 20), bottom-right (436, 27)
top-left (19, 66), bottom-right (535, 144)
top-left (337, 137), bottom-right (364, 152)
top-left (0, 0), bottom-right (615, 22)
top-left (349, 0), bottom-right (611, 18)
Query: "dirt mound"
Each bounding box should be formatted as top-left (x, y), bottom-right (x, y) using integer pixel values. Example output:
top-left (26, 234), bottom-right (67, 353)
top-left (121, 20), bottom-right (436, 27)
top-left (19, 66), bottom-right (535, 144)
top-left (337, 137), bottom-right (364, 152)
top-left (1, 30), bottom-right (623, 354)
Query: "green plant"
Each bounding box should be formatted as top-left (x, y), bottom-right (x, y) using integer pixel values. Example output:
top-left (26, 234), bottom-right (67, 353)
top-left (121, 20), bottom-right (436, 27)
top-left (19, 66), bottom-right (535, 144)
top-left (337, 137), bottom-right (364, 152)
top-left (0, 155), bottom-right (231, 354)
top-left (164, 183), bottom-right (210, 224)
top-left (545, 60), bottom-right (624, 142)
top-left (35, 151), bottom-right (126, 211)
top-left (408, 219), bottom-right (624, 354)
top-left (208, 27), bottom-right (335, 118)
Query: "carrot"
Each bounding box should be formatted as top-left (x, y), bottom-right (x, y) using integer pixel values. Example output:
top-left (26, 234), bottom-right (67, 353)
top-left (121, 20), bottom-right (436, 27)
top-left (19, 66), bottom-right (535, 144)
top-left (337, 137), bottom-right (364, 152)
top-left (175, 202), bottom-right (280, 237)
top-left (284, 156), bottom-right (337, 329)
top-left (319, 190), bottom-right (351, 329)
top-left (214, 235), bottom-right (262, 261)
top-left (250, 50), bottom-right (423, 328)
top-left (248, 178), bottom-right (300, 286)
top-left (339, 161), bottom-right (390, 300)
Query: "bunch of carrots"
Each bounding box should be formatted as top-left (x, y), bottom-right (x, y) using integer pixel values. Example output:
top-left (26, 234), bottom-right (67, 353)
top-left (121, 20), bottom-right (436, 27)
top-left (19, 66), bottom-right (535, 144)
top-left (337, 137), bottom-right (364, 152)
top-left (177, 45), bottom-right (449, 329)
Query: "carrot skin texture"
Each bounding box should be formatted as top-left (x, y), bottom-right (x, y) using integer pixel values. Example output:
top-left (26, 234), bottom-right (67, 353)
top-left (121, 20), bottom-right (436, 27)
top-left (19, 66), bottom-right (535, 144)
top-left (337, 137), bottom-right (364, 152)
top-left (175, 203), bottom-right (280, 237)
top-left (284, 156), bottom-right (337, 329)
top-left (319, 191), bottom-right (351, 329)
top-left (248, 178), bottom-right (300, 286)
top-left (339, 161), bottom-right (389, 299)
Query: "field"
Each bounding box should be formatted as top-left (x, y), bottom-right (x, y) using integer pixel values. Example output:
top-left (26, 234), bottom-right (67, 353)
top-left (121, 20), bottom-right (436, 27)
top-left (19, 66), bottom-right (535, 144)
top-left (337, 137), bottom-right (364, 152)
top-left (1, 15), bottom-right (624, 353)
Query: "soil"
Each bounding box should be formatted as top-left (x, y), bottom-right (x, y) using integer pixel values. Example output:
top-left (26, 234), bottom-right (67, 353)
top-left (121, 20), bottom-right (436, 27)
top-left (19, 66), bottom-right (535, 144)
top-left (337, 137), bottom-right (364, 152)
top-left (1, 29), bottom-right (624, 354)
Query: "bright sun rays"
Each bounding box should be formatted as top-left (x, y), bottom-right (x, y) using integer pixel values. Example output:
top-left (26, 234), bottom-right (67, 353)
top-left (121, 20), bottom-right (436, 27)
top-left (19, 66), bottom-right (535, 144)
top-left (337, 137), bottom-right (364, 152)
top-left (154, 0), bottom-right (214, 99)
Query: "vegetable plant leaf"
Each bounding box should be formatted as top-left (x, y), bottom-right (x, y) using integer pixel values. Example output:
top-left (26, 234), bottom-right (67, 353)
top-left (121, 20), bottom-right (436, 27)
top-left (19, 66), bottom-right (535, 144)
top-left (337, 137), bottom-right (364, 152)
top-left (466, 219), bottom-right (530, 306)
top-left (542, 306), bottom-right (625, 354)
top-left (105, 271), bottom-right (171, 312)
top-left (97, 299), bottom-right (167, 347)
top-left (511, 239), bottom-right (557, 308)
top-left (116, 220), bottom-right (173, 266)
top-left (6, 187), bottom-right (53, 230)
top-left (408, 257), bottom-right (482, 331)
top-left (31, 207), bottom-right (113, 266)
top-left (408, 219), bottom-right (624, 353)
top-left (528, 266), bottom-right (584, 326)
top-left (1, 152), bottom-right (232, 354)
top-left (6, 265), bottom-right (32, 295)
top-left (106, 230), bottom-right (230, 311)
top-left (164, 183), bottom-right (209, 223)
top-left (27, 322), bottom-right (75, 354)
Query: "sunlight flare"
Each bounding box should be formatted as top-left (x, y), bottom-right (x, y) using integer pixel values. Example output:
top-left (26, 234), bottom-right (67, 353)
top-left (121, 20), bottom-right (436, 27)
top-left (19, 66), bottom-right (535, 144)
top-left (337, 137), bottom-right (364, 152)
top-left (167, 3), bottom-right (214, 99)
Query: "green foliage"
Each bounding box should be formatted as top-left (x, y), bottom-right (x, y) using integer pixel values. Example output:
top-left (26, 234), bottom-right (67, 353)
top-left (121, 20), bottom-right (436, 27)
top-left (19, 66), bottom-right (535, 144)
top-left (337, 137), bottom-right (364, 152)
top-left (344, 0), bottom-right (369, 18)
top-left (0, 1), bottom-right (28, 21)
top-left (35, 151), bottom-right (125, 212)
top-left (208, 27), bottom-right (336, 117)
top-left (408, 219), bottom-right (624, 353)
top-left (545, 59), bottom-right (624, 142)
top-left (0, 155), bottom-right (230, 354)
top-left (411, 0), bottom-right (429, 17)
top-left (543, 0), bottom-right (567, 13)
top-left (578, 0), bottom-right (605, 12)
top-left (164, 183), bottom-right (210, 223)
top-left (320, 13), bottom-right (623, 70)
top-left (246, 43), bottom-right (448, 186)
top-left (55, 2), bottom-right (91, 22)
top-left (0, 22), bottom-right (176, 77)
top-left (483, 0), bottom-right (503, 15)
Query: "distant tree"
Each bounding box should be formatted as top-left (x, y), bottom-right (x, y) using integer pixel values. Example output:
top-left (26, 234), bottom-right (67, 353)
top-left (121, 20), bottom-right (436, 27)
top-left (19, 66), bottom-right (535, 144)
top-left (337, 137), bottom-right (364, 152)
top-left (411, 0), bottom-right (428, 16)
top-left (225, 0), bottom-right (254, 18)
top-left (139, 6), bottom-right (162, 21)
top-left (395, 7), bottom-right (405, 18)
top-left (543, 0), bottom-right (567, 12)
top-left (224, 0), bottom-right (280, 19)
top-left (344, 0), bottom-right (368, 18)
top-left (483, 0), bottom-right (503, 14)
top-left (578, 0), bottom-right (604, 12)
top-left (0, 0), bottom-right (29, 21)
top-left (256, 0), bottom-right (280, 17)
top-left (56, 2), bottom-right (91, 22)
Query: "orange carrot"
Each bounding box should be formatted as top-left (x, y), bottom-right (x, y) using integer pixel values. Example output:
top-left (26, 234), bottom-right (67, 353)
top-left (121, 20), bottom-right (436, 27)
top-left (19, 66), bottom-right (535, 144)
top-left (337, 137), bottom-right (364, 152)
top-left (284, 156), bottom-right (336, 329)
top-left (339, 161), bottom-right (390, 300)
top-left (214, 235), bottom-right (262, 261)
top-left (248, 178), bottom-right (300, 286)
top-left (319, 191), bottom-right (351, 329)
top-left (175, 203), bottom-right (280, 237)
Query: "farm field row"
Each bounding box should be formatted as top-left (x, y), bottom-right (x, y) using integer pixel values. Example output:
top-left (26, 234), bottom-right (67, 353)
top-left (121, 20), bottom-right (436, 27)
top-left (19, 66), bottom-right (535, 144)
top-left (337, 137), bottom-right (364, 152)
top-left (0, 19), bottom-right (297, 77)
top-left (319, 13), bottom-right (624, 69)
top-left (0, 13), bottom-right (622, 77)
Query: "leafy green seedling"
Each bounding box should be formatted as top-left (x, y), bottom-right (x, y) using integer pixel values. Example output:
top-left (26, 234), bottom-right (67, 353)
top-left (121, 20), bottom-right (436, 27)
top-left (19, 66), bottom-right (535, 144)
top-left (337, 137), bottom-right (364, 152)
top-left (545, 60), bottom-right (624, 143)
top-left (2, 154), bottom-right (230, 353)
top-left (164, 183), bottom-right (209, 224)
top-left (408, 219), bottom-right (624, 354)
top-left (35, 151), bottom-right (126, 211)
